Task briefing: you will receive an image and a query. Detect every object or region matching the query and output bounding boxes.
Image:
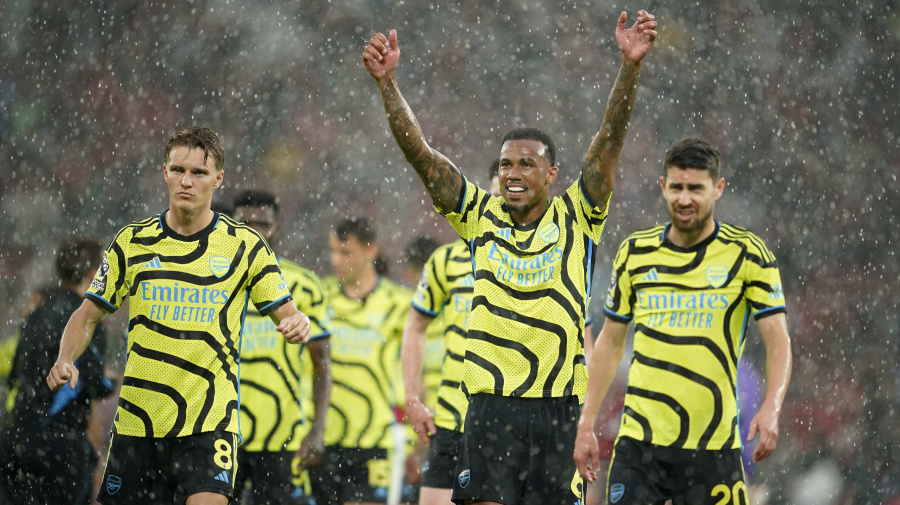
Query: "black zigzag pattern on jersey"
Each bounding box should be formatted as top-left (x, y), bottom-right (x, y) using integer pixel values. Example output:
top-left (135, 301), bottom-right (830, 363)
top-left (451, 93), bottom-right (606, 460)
top-left (242, 356), bottom-right (301, 406)
top-left (329, 378), bottom-right (374, 446)
top-left (239, 378), bottom-right (282, 449)
top-left (633, 351), bottom-right (724, 449)
top-left (128, 238), bottom-right (209, 266)
top-left (239, 406), bottom-right (258, 446)
top-left (110, 242), bottom-right (129, 305)
top-left (467, 297), bottom-right (569, 396)
top-left (463, 350), bottom-right (504, 393)
top-left (129, 242), bottom-right (246, 292)
top-left (477, 270), bottom-right (580, 325)
top-left (438, 396), bottom-right (462, 431)
top-left (626, 385), bottom-right (689, 447)
top-left (129, 342), bottom-right (218, 435)
top-left (637, 323), bottom-right (736, 394)
top-left (118, 398), bottom-right (153, 434)
top-left (122, 376), bottom-right (188, 437)
top-left (623, 406), bottom-right (652, 441)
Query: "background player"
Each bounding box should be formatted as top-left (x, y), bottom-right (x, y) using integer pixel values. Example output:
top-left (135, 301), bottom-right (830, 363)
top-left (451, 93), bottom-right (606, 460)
top-left (46, 127), bottom-right (311, 505)
top-left (401, 159), bottom-right (501, 505)
top-left (363, 10), bottom-right (656, 505)
top-left (231, 189), bottom-right (332, 505)
top-left (1, 236), bottom-right (114, 505)
top-left (573, 137), bottom-right (793, 504)
top-left (309, 217), bottom-right (412, 505)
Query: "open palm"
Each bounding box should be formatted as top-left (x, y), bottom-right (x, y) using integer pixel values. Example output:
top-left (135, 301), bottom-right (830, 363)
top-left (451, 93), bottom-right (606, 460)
top-left (616, 10), bottom-right (657, 63)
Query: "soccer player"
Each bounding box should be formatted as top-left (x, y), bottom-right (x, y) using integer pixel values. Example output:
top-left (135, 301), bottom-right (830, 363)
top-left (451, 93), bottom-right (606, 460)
top-left (401, 234), bottom-right (441, 288)
top-left (401, 159), bottom-right (501, 505)
top-left (363, 10), bottom-right (657, 505)
top-left (46, 127), bottom-right (311, 505)
top-left (573, 137), bottom-right (793, 504)
top-left (308, 216), bottom-right (412, 505)
top-left (1, 236), bottom-right (114, 505)
top-left (231, 190), bottom-right (332, 505)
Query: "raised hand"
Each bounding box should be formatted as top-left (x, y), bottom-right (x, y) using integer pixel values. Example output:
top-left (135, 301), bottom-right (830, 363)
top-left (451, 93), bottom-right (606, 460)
top-left (362, 29), bottom-right (400, 80)
top-left (616, 10), bottom-right (658, 63)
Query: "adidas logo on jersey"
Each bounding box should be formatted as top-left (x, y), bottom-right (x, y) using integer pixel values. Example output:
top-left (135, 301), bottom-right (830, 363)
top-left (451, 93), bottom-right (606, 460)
top-left (641, 268), bottom-right (660, 282)
top-left (214, 470), bottom-right (230, 483)
top-left (144, 257), bottom-right (162, 269)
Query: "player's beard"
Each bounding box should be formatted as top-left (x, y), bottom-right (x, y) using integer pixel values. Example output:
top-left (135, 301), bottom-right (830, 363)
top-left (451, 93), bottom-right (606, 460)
top-left (670, 205), bottom-right (712, 234)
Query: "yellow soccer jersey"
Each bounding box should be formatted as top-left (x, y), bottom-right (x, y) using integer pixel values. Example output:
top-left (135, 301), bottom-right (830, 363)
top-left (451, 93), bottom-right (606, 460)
top-left (85, 212), bottom-right (292, 438)
top-left (441, 177), bottom-right (608, 399)
top-left (322, 277), bottom-right (412, 449)
top-left (239, 258), bottom-right (330, 452)
top-left (411, 240), bottom-right (473, 432)
top-left (604, 222), bottom-right (786, 450)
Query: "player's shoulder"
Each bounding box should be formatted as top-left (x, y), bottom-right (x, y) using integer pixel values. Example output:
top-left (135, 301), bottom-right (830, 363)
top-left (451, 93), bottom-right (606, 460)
top-left (717, 222), bottom-right (776, 257)
top-left (622, 224), bottom-right (667, 248)
top-left (322, 275), bottom-right (341, 293)
top-left (217, 214), bottom-right (269, 244)
top-left (108, 214), bottom-right (163, 249)
top-left (379, 277), bottom-right (414, 298)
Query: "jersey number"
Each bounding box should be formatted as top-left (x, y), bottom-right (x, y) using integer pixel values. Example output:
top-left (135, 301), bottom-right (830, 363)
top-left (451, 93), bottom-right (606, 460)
top-left (214, 438), bottom-right (234, 470)
top-left (366, 458), bottom-right (391, 488)
top-left (711, 482), bottom-right (748, 505)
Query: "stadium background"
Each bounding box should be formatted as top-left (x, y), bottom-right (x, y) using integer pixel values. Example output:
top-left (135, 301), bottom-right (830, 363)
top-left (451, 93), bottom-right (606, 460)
top-left (0, 0), bottom-right (897, 503)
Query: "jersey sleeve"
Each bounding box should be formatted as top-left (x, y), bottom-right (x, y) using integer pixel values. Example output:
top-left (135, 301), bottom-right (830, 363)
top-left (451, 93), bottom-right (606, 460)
top-left (439, 177), bottom-right (491, 241)
top-left (743, 238), bottom-right (786, 320)
top-left (247, 239), bottom-right (292, 316)
top-left (85, 230), bottom-right (131, 313)
top-left (411, 248), bottom-right (447, 316)
top-left (568, 176), bottom-right (612, 242)
top-left (602, 239), bottom-right (634, 323)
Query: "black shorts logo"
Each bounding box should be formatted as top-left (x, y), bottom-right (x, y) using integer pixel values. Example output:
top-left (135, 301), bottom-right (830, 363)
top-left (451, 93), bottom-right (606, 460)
top-left (458, 469), bottom-right (470, 488)
top-left (610, 483), bottom-right (624, 503)
top-left (106, 475), bottom-right (122, 495)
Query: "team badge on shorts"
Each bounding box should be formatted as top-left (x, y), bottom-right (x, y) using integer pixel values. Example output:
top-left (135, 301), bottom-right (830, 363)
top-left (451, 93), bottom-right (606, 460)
top-left (706, 264), bottom-right (729, 288)
top-left (458, 469), bottom-right (471, 488)
top-left (609, 483), bottom-right (625, 503)
top-left (209, 256), bottom-right (230, 278)
top-left (106, 475), bottom-right (122, 495)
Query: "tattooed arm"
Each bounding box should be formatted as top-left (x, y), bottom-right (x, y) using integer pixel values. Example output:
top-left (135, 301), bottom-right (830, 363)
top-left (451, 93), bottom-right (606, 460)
top-left (582, 10), bottom-right (658, 207)
top-left (363, 29), bottom-right (464, 212)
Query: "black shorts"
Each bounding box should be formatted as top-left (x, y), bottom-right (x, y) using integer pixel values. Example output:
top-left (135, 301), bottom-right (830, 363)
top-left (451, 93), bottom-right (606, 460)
top-left (307, 446), bottom-right (390, 505)
top-left (420, 427), bottom-right (463, 489)
top-left (451, 394), bottom-right (583, 505)
top-left (233, 450), bottom-right (293, 504)
top-left (97, 431), bottom-right (238, 504)
top-left (607, 437), bottom-right (747, 505)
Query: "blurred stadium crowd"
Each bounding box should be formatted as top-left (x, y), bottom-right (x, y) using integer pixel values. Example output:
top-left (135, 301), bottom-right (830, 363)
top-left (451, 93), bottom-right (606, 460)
top-left (0, 1), bottom-right (897, 503)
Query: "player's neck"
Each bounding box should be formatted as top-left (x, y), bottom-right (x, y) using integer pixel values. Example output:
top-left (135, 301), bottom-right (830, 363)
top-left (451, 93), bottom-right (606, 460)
top-left (668, 218), bottom-right (717, 248)
top-left (166, 207), bottom-right (215, 236)
top-left (509, 198), bottom-right (550, 227)
top-left (341, 267), bottom-right (378, 300)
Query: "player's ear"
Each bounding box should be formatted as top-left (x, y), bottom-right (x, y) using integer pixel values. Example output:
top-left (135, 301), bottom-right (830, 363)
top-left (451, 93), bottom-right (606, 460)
top-left (714, 177), bottom-right (725, 200)
top-left (163, 165), bottom-right (169, 181)
top-left (546, 165), bottom-right (558, 185)
top-left (214, 169), bottom-right (224, 189)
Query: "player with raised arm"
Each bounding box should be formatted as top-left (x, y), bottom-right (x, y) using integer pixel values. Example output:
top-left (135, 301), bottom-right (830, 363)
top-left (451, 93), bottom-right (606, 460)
top-left (46, 127), bottom-right (311, 505)
top-left (573, 137), bottom-right (793, 504)
top-left (231, 190), bottom-right (332, 505)
top-left (364, 11), bottom-right (657, 505)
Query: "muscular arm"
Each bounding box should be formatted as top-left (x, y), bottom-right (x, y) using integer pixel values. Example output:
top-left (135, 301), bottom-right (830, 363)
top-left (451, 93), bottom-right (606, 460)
top-left (748, 312), bottom-right (792, 462)
top-left (297, 338), bottom-right (331, 467)
top-left (581, 10), bottom-right (658, 206)
top-left (573, 317), bottom-right (629, 483)
top-left (269, 302), bottom-right (310, 344)
top-left (400, 308), bottom-right (437, 442)
top-left (47, 299), bottom-right (106, 391)
top-left (582, 58), bottom-right (643, 206)
top-left (364, 30), bottom-right (463, 212)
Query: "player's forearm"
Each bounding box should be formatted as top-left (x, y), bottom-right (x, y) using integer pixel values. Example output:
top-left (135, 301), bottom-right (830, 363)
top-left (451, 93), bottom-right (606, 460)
top-left (401, 311), bottom-right (432, 402)
top-left (57, 303), bottom-right (101, 364)
top-left (310, 343), bottom-right (332, 434)
top-left (377, 75), bottom-right (463, 211)
top-left (582, 58), bottom-right (642, 203)
top-left (760, 319), bottom-right (792, 416)
top-left (578, 320), bottom-right (627, 428)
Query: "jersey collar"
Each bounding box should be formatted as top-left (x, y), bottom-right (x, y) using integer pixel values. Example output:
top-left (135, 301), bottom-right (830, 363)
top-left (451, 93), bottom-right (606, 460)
top-left (159, 210), bottom-right (220, 241)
